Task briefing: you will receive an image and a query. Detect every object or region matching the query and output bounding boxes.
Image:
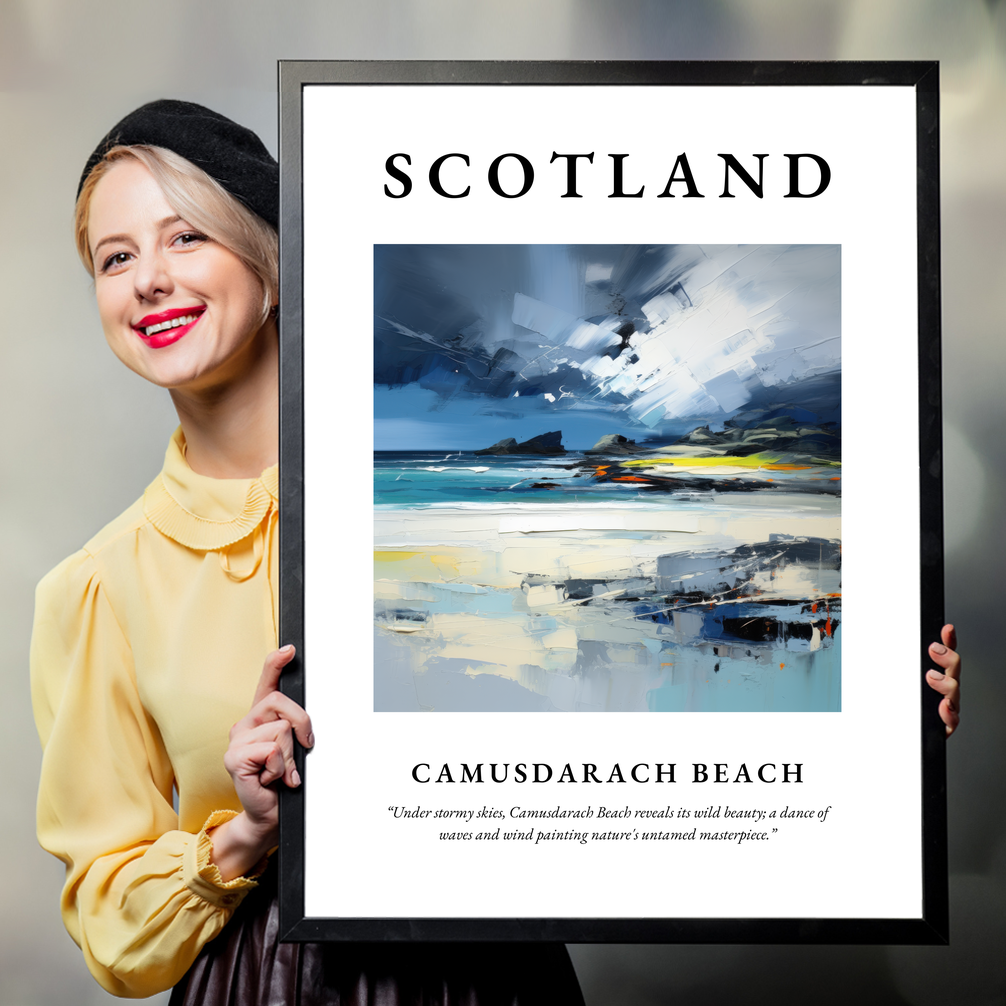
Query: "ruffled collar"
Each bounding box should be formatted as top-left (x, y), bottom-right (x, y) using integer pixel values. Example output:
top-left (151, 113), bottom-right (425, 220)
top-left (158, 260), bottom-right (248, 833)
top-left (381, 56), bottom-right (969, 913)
top-left (143, 428), bottom-right (278, 551)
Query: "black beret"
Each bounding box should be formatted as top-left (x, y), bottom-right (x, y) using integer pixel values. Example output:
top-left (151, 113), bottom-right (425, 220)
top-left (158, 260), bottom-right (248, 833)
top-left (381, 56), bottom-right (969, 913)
top-left (78, 99), bottom-right (278, 228)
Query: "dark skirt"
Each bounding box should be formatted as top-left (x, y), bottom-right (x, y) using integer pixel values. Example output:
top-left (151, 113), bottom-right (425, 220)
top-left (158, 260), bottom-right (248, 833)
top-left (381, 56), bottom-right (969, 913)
top-left (169, 870), bottom-right (585, 1006)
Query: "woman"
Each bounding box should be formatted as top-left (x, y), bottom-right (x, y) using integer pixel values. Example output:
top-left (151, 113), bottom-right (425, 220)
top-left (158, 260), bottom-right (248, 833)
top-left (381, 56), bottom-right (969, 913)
top-left (31, 99), bottom-right (586, 1003)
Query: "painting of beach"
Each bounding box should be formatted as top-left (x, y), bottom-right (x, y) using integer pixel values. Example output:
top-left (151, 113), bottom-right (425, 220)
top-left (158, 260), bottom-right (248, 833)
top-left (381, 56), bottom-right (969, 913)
top-left (374, 244), bottom-right (841, 712)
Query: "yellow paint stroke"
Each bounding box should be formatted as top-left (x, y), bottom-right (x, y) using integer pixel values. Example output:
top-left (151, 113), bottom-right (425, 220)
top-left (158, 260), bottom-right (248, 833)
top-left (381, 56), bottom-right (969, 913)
top-left (621, 453), bottom-right (781, 469)
top-left (431, 553), bottom-right (461, 576)
top-left (621, 453), bottom-right (839, 471)
top-left (374, 548), bottom-right (494, 583)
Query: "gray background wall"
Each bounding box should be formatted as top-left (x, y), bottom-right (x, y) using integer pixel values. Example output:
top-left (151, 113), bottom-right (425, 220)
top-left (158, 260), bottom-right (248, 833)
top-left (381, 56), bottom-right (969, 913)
top-left (1, 1), bottom-right (1002, 1003)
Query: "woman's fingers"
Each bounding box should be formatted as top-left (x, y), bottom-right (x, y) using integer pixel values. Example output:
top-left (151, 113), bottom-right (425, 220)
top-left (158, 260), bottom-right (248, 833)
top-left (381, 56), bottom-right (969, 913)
top-left (259, 741), bottom-right (289, 787)
top-left (241, 644), bottom-right (314, 749)
top-left (255, 691), bottom-right (313, 749)
top-left (230, 719), bottom-right (302, 788)
top-left (219, 647), bottom-right (309, 845)
top-left (252, 644), bottom-right (296, 707)
top-left (941, 623), bottom-right (958, 654)
top-left (925, 680), bottom-right (961, 736)
top-left (928, 635), bottom-right (961, 683)
top-left (927, 623), bottom-right (961, 737)
top-left (223, 645), bottom-right (311, 817)
top-left (224, 737), bottom-right (286, 786)
top-left (926, 667), bottom-right (959, 704)
top-left (925, 669), bottom-right (960, 736)
top-left (232, 689), bottom-right (314, 750)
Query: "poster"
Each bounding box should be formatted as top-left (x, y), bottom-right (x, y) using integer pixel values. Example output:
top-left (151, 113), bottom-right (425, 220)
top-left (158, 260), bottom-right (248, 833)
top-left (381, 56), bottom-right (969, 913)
top-left (278, 62), bottom-right (945, 942)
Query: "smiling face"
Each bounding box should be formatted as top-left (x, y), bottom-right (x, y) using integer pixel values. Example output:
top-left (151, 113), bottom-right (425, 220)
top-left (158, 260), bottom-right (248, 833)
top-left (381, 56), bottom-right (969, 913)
top-left (87, 158), bottom-right (272, 392)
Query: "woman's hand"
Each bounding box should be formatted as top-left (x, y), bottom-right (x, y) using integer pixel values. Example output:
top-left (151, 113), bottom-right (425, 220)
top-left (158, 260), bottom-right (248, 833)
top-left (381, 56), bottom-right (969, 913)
top-left (209, 645), bottom-right (314, 881)
top-left (926, 624), bottom-right (961, 737)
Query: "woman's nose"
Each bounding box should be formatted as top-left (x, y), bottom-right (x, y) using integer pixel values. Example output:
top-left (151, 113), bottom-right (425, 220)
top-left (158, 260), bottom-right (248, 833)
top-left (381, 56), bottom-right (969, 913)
top-left (133, 249), bottom-right (173, 302)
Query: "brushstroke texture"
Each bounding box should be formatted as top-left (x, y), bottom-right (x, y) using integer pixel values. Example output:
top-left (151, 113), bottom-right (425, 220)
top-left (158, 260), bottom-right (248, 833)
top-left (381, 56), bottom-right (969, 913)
top-left (375, 244), bottom-right (840, 451)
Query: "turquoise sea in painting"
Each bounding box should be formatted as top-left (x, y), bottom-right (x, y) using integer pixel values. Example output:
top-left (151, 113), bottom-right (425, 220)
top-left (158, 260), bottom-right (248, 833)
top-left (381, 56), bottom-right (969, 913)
top-left (374, 450), bottom-right (839, 505)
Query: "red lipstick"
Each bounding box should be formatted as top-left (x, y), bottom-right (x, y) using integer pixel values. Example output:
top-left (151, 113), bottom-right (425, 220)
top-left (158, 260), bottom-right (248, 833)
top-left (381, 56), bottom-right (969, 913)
top-left (132, 306), bottom-right (205, 349)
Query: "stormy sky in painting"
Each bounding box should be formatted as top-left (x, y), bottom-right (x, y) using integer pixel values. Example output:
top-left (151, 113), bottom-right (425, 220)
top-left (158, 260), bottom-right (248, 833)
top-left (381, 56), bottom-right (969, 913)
top-left (374, 244), bottom-right (840, 451)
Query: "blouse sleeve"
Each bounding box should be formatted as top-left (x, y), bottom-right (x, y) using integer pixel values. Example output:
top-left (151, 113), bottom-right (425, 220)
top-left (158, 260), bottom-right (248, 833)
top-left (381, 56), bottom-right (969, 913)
top-left (31, 549), bottom-right (262, 998)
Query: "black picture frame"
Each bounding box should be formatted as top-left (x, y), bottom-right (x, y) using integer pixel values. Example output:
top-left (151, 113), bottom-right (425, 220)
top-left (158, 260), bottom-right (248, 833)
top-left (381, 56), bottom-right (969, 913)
top-left (277, 60), bottom-right (945, 944)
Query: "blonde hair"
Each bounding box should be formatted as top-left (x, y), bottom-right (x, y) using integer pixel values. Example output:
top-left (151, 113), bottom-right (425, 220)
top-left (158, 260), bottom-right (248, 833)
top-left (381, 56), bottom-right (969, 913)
top-left (75, 145), bottom-right (278, 322)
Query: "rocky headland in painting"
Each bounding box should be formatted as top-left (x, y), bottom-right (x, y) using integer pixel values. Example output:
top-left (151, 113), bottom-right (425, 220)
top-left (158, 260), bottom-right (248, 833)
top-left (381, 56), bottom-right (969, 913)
top-left (475, 430), bottom-right (566, 455)
top-left (575, 414), bottom-right (841, 494)
top-left (464, 413), bottom-right (841, 496)
top-left (585, 434), bottom-right (648, 455)
top-left (669, 413), bottom-right (840, 461)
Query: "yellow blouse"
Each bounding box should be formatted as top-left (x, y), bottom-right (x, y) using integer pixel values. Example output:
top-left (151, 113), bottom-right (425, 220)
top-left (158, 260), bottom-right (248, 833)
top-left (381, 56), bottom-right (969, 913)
top-left (31, 428), bottom-right (279, 998)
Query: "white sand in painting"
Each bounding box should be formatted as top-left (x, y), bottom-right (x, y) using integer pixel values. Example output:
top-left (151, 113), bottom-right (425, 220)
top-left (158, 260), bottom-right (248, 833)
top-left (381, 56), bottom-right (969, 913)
top-left (374, 494), bottom-right (841, 712)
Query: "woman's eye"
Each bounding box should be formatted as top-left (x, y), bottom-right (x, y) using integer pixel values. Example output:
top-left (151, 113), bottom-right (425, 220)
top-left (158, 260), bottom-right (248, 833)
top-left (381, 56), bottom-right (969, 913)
top-left (173, 231), bottom-right (207, 248)
top-left (101, 251), bottom-right (132, 273)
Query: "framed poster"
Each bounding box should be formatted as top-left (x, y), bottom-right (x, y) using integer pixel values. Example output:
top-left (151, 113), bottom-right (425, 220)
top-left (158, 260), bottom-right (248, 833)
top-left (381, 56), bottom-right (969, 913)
top-left (277, 61), bottom-right (946, 943)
